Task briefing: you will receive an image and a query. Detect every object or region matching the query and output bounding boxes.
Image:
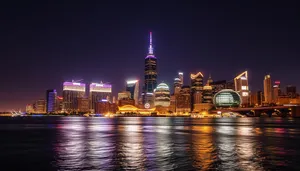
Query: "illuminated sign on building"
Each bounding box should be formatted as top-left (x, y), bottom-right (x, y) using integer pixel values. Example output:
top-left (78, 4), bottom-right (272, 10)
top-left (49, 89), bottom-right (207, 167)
top-left (90, 83), bottom-right (112, 92)
top-left (63, 82), bottom-right (85, 92)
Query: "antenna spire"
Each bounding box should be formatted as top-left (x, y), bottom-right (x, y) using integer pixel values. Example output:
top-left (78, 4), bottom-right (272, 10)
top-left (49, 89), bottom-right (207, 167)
top-left (148, 32), bottom-right (153, 54)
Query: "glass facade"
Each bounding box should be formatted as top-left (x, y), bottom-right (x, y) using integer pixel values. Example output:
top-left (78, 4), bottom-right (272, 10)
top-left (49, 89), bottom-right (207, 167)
top-left (213, 89), bottom-right (241, 108)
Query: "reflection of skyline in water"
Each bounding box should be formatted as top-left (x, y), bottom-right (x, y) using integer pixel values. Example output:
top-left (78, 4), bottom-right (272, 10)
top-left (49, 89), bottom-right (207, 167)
top-left (46, 117), bottom-right (300, 170)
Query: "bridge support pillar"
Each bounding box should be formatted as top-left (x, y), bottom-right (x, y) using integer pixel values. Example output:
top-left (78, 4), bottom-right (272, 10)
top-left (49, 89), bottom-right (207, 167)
top-left (254, 110), bottom-right (261, 117)
top-left (292, 106), bottom-right (300, 117)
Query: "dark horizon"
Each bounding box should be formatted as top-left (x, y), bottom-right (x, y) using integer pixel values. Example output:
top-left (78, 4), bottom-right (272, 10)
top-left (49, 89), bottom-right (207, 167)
top-left (1, 1), bottom-right (299, 111)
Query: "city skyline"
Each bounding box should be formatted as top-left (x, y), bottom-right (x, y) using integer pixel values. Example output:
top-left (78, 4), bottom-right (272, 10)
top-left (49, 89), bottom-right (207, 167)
top-left (1, 1), bottom-right (299, 111)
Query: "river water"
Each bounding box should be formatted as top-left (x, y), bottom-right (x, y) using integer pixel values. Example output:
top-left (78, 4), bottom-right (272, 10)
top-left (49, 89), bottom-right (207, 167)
top-left (0, 117), bottom-right (300, 170)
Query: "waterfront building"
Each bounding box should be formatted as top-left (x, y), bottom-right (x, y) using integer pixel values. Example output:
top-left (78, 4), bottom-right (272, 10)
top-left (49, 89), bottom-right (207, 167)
top-left (77, 97), bottom-right (89, 113)
top-left (142, 32), bottom-right (157, 108)
top-left (169, 94), bottom-right (176, 112)
top-left (56, 96), bottom-right (64, 113)
top-left (63, 81), bottom-right (85, 113)
top-left (89, 82), bottom-right (112, 113)
top-left (154, 82), bottom-right (171, 107)
top-left (46, 89), bottom-right (57, 113)
top-left (117, 105), bottom-right (156, 115)
top-left (193, 84), bottom-right (213, 113)
top-left (274, 81), bottom-right (281, 96)
top-left (118, 91), bottom-right (131, 100)
top-left (287, 85), bottom-right (297, 98)
top-left (202, 84), bottom-right (213, 103)
top-left (126, 80), bottom-right (139, 106)
top-left (118, 98), bottom-right (135, 107)
top-left (25, 104), bottom-right (34, 113)
top-left (234, 71), bottom-right (249, 107)
top-left (263, 75), bottom-right (272, 104)
top-left (35, 99), bottom-right (46, 113)
top-left (176, 86), bottom-right (191, 113)
top-left (273, 84), bottom-right (279, 104)
top-left (250, 91), bottom-right (263, 106)
top-left (190, 72), bottom-right (204, 111)
top-left (213, 89), bottom-right (241, 108)
top-left (96, 101), bottom-right (110, 114)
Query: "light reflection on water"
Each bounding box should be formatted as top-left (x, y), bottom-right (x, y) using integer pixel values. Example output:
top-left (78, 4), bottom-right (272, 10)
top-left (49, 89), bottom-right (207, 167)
top-left (1, 117), bottom-right (300, 170)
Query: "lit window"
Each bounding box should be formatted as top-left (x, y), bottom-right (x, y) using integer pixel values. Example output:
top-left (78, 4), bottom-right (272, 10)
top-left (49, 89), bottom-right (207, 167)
top-left (242, 92), bottom-right (249, 96)
top-left (241, 86), bottom-right (247, 90)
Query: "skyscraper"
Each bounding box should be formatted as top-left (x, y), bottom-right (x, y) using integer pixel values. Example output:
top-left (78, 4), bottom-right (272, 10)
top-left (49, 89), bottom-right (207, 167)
top-left (234, 71), bottom-right (249, 106)
top-left (190, 72), bottom-right (204, 110)
top-left (89, 82), bottom-right (112, 112)
top-left (126, 80), bottom-right (139, 106)
top-left (142, 32), bottom-right (157, 108)
top-left (202, 84), bottom-right (213, 103)
top-left (46, 89), bottom-right (57, 113)
top-left (263, 75), bottom-right (272, 104)
top-left (63, 81), bottom-right (85, 113)
top-left (176, 86), bottom-right (191, 113)
top-left (174, 78), bottom-right (181, 95)
top-left (178, 72), bottom-right (183, 87)
top-left (274, 81), bottom-right (281, 96)
top-left (35, 99), bottom-right (46, 113)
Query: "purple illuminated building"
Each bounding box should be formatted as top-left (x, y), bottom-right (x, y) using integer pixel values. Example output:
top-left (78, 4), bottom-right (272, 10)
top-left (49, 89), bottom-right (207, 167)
top-left (46, 89), bottom-right (57, 113)
top-left (142, 32), bottom-right (157, 108)
top-left (89, 82), bottom-right (112, 113)
top-left (62, 81), bottom-right (86, 113)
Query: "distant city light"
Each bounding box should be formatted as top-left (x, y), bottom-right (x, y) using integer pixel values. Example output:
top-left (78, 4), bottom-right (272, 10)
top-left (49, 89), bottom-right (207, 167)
top-left (127, 80), bottom-right (138, 84)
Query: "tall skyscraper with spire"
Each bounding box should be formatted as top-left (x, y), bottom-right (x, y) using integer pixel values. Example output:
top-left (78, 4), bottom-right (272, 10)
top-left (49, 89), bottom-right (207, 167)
top-left (142, 32), bottom-right (157, 108)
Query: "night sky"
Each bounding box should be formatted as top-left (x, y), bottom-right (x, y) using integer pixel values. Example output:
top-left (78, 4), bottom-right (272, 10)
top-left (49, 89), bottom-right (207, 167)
top-left (1, 1), bottom-right (299, 111)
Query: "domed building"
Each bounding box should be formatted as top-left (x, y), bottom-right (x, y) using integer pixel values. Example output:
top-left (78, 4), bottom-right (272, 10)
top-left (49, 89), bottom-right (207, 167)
top-left (213, 89), bottom-right (241, 108)
top-left (154, 83), bottom-right (171, 107)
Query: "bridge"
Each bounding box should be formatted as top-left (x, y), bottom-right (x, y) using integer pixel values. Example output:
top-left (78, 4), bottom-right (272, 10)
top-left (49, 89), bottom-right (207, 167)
top-left (211, 105), bottom-right (300, 117)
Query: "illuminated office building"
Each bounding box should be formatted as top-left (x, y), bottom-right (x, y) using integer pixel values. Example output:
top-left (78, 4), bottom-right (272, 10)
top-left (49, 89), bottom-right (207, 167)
top-left (263, 75), bottom-right (272, 104)
top-left (273, 85), bottom-right (279, 104)
top-left (176, 86), bottom-right (191, 113)
top-left (35, 99), bottom-right (46, 113)
top-left (63, 81), bottom-right (86, 112)
top-left (89, 82), bottom-right (112, 112)
top-left (178, 72), bottom-right (183, 87)
top-left (202, 84), bottom-right (213, 103)
top-left (274, 81), bottom-right (281, 96)
top-left (118, 91), bottom-right (131, 100)
top-left (56, 96), bottom-right (63, 112)
top-left (234, 71), bottom-right (249, 106)
top-left (77, 97), bottom-right (89, 113)
top-left (190, 72), bottom-right (204, 110)
top-left (174, 78), bottom-right (181, 95)
top-left (46, 89), bottom-right (57, 113)
top-left (26, 104), bottom-right (34, 113)
top-left (126, 80), bottom-right (139, 105)
top-left (154, 83), bottom-right (171, 107)
top-left (142, 32), bottom-right (157, 108)
top-left (250, 91), bottom-right (263, 106)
